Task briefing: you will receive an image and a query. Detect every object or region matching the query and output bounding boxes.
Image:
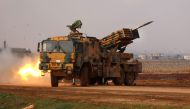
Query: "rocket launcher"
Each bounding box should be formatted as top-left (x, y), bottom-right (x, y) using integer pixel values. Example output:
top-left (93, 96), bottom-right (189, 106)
top-left (100, 21), bottom-right (153, 52)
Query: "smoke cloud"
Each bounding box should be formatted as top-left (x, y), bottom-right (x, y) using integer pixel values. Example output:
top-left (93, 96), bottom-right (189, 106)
top-left (0, 49), bottom-right (50, 86)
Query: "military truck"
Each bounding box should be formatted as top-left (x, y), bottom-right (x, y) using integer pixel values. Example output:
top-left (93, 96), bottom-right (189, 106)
top-left (37, 20), bottom-right (152, 87)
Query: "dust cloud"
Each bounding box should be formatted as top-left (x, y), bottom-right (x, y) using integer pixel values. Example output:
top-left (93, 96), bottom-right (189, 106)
top-left (0, 49), bottom-right (50, 86)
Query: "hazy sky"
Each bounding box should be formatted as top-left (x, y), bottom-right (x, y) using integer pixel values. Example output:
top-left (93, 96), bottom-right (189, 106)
top-left (0, 0), bottom-right (190, 54)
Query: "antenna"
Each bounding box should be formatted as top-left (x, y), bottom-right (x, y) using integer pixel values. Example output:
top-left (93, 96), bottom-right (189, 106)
top-left (135, 21), bottom-right (153, 30)
top-left (3, 40), bottom-right (7, 48)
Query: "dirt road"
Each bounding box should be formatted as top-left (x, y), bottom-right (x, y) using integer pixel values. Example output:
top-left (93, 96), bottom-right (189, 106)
top-left (1, 73), bottom-right (190, 107)
top-left (0, 85), bottom-right (190, 107)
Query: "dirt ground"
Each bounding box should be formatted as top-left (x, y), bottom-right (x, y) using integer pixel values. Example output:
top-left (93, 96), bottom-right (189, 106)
top-left (136, 73), bottom-right (190, 87)
top-left (0, 73), bottom-right (190, 107)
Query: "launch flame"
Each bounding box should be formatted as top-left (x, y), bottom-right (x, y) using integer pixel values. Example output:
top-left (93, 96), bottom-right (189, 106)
top-left (0, 51), bottom-right (50, 86)
top-left (17, 60), bottom-right (42, 81)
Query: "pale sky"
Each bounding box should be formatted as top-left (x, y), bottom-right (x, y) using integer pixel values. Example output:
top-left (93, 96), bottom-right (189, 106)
top-left (0, 0), bottom-right (190, 54)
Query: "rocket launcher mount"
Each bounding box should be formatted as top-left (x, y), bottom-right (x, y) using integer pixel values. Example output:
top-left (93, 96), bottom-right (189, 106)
top-left (100, 21), bottom-right (153, 52)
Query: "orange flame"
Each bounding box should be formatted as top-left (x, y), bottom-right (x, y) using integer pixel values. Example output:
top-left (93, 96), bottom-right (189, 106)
top-left (17, 59), bottom-right (42, 81)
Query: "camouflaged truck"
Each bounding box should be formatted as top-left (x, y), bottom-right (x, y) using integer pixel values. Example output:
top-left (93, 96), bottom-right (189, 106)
top-left (37, 21), bottom-right (152, 87)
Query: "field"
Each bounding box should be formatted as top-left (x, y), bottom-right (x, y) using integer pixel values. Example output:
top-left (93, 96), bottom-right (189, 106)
top-left (137, 60), bottom-right (190, 87)
top-left (0, 60), bottom-right (190, 109)
top-left (142, 60), bottom-right (190, 73)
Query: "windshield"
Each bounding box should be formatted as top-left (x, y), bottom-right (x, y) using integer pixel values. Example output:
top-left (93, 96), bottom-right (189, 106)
top-left (59, 41), bottom-right (73, 53)
top-left (43, 40), bottom-right (58, 52)
top-left (42, 40), bottom-right (73, 53)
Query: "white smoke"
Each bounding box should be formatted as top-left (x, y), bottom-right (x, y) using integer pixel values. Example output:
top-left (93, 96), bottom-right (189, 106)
top-left (0, 49), bottom-right (50, 86)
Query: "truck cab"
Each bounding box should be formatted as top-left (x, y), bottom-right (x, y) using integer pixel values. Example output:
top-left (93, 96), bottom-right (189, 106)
top-left (38, 36), bottom-right (76, 86)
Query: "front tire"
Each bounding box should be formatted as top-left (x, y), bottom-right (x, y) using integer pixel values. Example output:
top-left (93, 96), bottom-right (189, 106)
top-left (51, 73), bottom-right (58, 87)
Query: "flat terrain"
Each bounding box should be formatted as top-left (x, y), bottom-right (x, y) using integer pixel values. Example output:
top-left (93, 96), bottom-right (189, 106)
top-left (1, 59), bottom-right (190, 108)
top-left (1, 73), bottom-right (190, 109)
top-left (142, 60), bottom-right (190, 73)
top-left (0, 83), bottom-right (190, 108)
top-left (136, 73), bottom-right (190, 87)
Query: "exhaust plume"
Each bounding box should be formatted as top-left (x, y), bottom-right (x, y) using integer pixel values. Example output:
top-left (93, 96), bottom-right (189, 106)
top-left (0, 49), bottom-right (50, 86)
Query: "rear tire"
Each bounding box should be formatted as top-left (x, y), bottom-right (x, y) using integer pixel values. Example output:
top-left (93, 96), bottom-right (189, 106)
top-left (113, 78), bottom-right (122, 85)
top-left (113, 69), bottom-right (125, 85)
top-left (51, 73), bottom-right (58, 87)
top-left (97, 77), bottom-right (104, 85)
top-left (125, 72), bottom-right (135, 86)
top-left (89, 78), bottom-right (97, 85)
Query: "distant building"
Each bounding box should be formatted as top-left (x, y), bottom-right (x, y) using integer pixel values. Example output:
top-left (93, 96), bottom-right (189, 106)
top-left (137, 53), bottom-right (186, 60)
top-left (184, 55), bottom-right (190, 60)
top-left (0, 41), bottom-right (32, 57)
top-left (0, 48), bottom-right (31, 57)
top-left (174, 54), bottom-right (184, 60)
top-left (150, 53), bottom-right (164, 60)
top-left (138, 54), bottom-right (148, 60)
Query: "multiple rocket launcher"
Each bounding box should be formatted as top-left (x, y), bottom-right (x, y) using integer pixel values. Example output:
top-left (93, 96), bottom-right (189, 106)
top-left (100, 21), bottom-right (153, 52)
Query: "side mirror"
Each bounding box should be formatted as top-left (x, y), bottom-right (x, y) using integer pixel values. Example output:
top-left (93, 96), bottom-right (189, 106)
top-left (37, 42), bottom-right (41, 52)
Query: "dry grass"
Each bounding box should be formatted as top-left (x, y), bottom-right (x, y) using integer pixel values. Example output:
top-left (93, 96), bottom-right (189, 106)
top-left (141, 60), bottom-right (190, 73)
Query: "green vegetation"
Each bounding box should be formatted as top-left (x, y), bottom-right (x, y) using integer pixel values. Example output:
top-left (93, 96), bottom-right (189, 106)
top-left (0, 93), bottom-right (29, 109)
top-left (0, 93), bottom-right (189, 109)
top-left (0, 93), bottom-right (115, 109)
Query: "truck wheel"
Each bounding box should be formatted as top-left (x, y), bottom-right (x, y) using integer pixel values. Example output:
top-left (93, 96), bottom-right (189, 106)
top-left (113, 76), bottom-right (125, 85)
top-left (89, 78), bottom-right (97, 85)
top-left (80, 66), bottom-right (89, 86)
top-left (51, 73), bottom-right (58, 87)
top-left (97, 77), bottom-right (104, 85)
top-left (113, 69), bottom-right (125, 85)
top-left (125, 72), bottom-right (135, 86)
top-left (113, 78), bottom-right (121, 85)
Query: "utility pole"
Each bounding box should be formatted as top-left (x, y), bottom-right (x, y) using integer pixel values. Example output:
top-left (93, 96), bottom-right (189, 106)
top-left (3, 40), bottom-right (7, 48)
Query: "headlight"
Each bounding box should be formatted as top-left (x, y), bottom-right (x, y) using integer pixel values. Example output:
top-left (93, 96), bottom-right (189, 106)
top-left (67, 66), bottom-right (72, 71)
top-left (56, 60), bottom-right (61, 63)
